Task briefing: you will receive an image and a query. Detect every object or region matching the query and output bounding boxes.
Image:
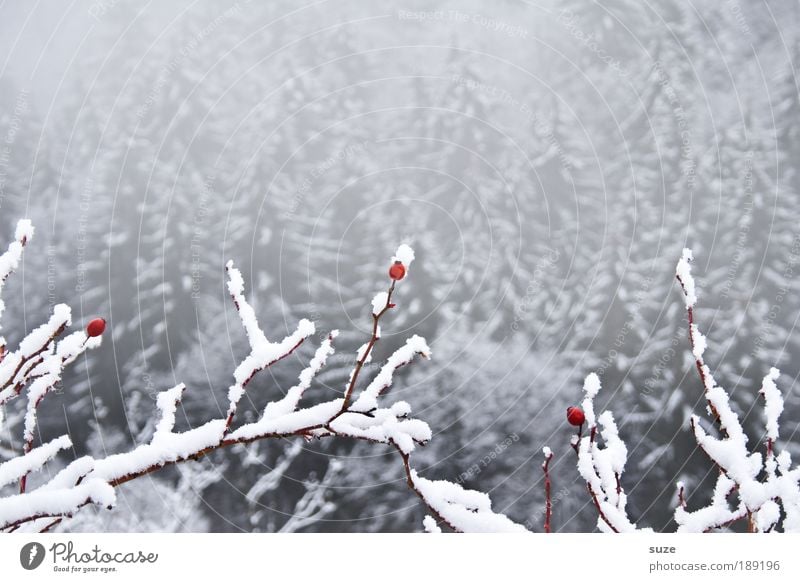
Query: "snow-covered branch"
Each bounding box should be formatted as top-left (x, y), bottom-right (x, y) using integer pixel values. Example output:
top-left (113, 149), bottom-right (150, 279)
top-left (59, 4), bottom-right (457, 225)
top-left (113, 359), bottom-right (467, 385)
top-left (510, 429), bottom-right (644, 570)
top-left (223, 260), bottom-right (315, 433)
top-left (0, 224), bottom-right (525, 533)
top-left (574, 374), bottom-right (642, 533)
top-left (674, 250), bottom-right (800, 532)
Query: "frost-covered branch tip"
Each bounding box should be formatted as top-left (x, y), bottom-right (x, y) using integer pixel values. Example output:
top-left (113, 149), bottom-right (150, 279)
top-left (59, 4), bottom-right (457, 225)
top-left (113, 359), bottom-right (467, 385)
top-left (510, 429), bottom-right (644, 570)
top-left (0, 220), bottom-right (34, 340)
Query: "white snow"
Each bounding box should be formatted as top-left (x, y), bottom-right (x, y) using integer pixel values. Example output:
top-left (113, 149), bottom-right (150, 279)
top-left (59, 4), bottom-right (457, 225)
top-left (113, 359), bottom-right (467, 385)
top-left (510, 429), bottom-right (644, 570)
top-left (0, 434), bottom-right (71, 488)
top-left (39, 456), bottom-right (96, 491)
top-left (152, 384), bottom-right (186, 442)
top-left (0, 478), bottom-right (115, 530)
top-left (329, 406), bottom-right (432, 454)
top-left (231, 318), bottom-right (315, 387)
top-left (675, 474), bottom-right (741, 532)
top-left (583, 372), bottom-right (601, 398)
top-left (351, 335), bottom-right (431, 412)
top-left (229, 400), bottom-right (343, 441)
top-left (355, 342), bottom-right (372, 364)
top-left (23, 376), bottom-right (54, 445)
top-left (18, 304), bottom-right (71, 357)
top-left (423, 515), bottom-right (442, 533)
top-left (371, 292), bottom-right (389, 315)
top-left (760, 367), bottom-right (782, 442)
top-left (755, 499), bottom-right (781, 532)
top-left (690, 324), bottom-right (706, 359)
top-left (676, 248), bottom-right (697, 307)
top-left (263, 331), bottom-right (338, 420)
top-left (581, 372), bottom-right (601, 427)
top-left (409, 470), bottom-right (527, 533)
top-left (94, 419), bottom-right (227, 483)
top-left (392, 244), bottom-right (415, 268)
top-left (14, 219), bottom-right (34, 243)
top-left (225, 261), bottom-right (269, 349)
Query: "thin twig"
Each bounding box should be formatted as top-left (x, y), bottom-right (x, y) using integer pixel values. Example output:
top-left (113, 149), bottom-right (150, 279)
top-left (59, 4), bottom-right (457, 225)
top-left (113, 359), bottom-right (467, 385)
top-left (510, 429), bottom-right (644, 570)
top-left (341, 280), bottom-right (396, 412)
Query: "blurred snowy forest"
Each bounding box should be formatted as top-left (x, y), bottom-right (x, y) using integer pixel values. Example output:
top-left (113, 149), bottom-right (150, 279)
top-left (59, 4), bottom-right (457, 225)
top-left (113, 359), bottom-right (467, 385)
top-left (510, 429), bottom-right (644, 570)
top-left (1, 0), bottom-right (799, 532)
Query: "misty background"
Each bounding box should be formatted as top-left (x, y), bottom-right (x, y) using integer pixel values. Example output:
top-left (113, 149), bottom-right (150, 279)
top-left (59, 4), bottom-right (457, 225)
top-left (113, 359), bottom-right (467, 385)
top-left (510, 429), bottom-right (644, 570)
top-left (1, 0), bottom-right (799, 532)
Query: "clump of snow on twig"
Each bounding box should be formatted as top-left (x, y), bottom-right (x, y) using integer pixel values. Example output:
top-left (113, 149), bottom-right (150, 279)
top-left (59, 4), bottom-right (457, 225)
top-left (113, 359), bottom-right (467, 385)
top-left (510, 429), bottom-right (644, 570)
top-left (371, 292), bottom-right (388, 315)
top-left (392, 244), bottom-right (415, 268)
top-left (675, 248), bottom-right (697, 308)
top-left (760, 367), bottom-right (782, 443)
top-left (0, 220), bottom-right (34, 333)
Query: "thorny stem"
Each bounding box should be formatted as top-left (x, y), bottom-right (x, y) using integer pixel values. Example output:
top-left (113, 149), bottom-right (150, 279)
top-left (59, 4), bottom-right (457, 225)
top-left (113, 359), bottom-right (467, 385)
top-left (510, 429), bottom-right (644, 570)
top-left (587, 483), bottom-right (619, 533)
top-left (40, 518), bottom-right (62, 533)
top-left (398, 448), bottom-right (458, 532)
top-left (340, 280), bottom-right (396, 412)
top-left (576, 423), bottom-right (621, 533)
top-left (542, 451), bottom-right (554, 533)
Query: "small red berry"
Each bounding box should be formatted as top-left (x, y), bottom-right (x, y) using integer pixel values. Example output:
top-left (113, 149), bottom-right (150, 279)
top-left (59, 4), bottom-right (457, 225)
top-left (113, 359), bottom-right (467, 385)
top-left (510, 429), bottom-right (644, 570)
top-left (566, 406), bottom-right (585, 426)
top-left (86, 318), bottom-right (107, 338)
top-left (389, 261), bottom-right (406, 281)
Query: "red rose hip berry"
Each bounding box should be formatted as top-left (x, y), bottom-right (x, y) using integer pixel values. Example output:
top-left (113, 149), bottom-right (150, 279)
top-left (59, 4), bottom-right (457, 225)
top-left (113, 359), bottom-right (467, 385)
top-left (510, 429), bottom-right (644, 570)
top-left (566, 406), bottom-right (585, 426)
top-left (389, 261), bottom-right (406, 281)
top-left (86, 318), bottom-right (107, 338)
